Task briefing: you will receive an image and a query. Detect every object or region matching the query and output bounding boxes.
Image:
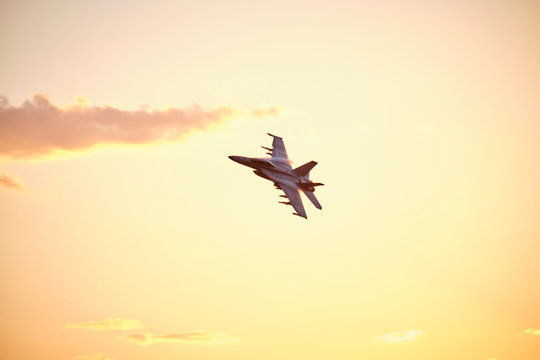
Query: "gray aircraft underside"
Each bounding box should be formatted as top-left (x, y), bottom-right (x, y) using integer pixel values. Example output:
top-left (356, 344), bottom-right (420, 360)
top-left (229, 133), bottom-right (323, 218)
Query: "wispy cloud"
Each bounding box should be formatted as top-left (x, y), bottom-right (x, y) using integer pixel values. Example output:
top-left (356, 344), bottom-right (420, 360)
top-left (122, 330), bottom-right (238, 346)
top-left (65, 318), bottom-right (143, 331)
top-left (376, 329), bottom-right (424, 344)
top-left (252, 106), bottom-right (280, 118)
top-left (0, 94), bottom-right (236, 159)
top-left (0, 173), bottom-right (24, 191)
top-left (75, 353), bottom-right (115, 360)
top-left (525, 328), bottom-right (540, 335)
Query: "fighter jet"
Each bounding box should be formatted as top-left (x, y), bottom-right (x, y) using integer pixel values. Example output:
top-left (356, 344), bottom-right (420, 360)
top-left (229, 133), bottom-right (324, 218)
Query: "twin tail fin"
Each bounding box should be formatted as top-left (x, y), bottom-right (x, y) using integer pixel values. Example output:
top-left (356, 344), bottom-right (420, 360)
top-left (293, 161), bottom-right (317, 177)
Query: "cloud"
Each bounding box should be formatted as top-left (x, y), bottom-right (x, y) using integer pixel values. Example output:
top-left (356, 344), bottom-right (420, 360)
top-left (252, 106), bottom-right (280, 118)
top-left (376, 329), bottom-right (424, 344)
top-left (525, 328), bottom-right (540, 335)
top-left (0, 94), bottom-right (236, 159)
top-left (0, 173), bottom-right (24, 191)
top-left (75, 353), bottom-right (115, 360)
top-left (122, 330), bottom-right (238, 346)
top-left (65, 318), bottom-right (143, 331)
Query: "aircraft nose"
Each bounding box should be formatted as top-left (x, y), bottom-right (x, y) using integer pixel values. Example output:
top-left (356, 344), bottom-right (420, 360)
top-left (229, 155), bottom-right (251, 166)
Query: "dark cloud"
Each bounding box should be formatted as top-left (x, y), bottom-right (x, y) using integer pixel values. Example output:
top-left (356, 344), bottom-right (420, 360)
top-left (0, 94), bottom-right (236, 159)
top-left (252, 106), bottom-right (280, 118)
top-left (376, 329), bottom-right (424, 343)
top-left (122, 330), bottom-right (237, 346)
top-left (0, 173), bottom-right (24, 191)
top-left (65, 318), bottom-right (143, 331)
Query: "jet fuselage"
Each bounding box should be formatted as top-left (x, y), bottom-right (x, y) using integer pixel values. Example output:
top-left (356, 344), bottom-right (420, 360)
top-left (228, 155), bottom-right (303, 187)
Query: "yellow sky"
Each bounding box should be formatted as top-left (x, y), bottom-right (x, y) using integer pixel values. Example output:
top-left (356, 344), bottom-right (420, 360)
top-left (1, 1), bottom-right (539, 359)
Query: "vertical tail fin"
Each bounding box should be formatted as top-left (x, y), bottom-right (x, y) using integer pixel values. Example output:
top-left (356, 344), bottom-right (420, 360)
top-left (293, 161), bottom-right (317, 177)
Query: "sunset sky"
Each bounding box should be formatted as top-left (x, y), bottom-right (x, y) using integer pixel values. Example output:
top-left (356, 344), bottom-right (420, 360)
top-left (1, 1), bottom-right (539, 359)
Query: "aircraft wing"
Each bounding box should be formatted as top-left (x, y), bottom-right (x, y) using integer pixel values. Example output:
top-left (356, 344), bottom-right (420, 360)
top-left (279, 182), bottom-right (307, 218)
top-left (267, 134), bottom-right (291, 168)
top-left (271, 136), bottom-right (288, 159)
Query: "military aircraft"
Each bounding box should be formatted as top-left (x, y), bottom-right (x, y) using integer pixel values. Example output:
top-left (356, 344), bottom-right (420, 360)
top-left (229, 133), bottom-right (323, 218)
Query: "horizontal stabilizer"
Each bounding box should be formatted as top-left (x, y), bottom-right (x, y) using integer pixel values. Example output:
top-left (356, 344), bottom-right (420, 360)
top-left (303, 190), bottom-right (322, 210)
top-left (293, 161), bottom-right (317, 177)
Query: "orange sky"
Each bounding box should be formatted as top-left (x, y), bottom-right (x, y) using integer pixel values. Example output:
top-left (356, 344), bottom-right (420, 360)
top-left (1, 1), bottom-right (539, 359)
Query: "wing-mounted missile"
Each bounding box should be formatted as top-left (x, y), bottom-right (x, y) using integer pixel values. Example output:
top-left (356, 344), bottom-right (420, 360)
top-left (261, 146), bottom-right (272, 151)
top-left (273, 182), bottom-right (281, 189)
top-left (292, 212), bottom-right (306, 218)
top-left (279, 194), bottom-right (287, 198)
top-left (279, 201), bottom-right (292, 205)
